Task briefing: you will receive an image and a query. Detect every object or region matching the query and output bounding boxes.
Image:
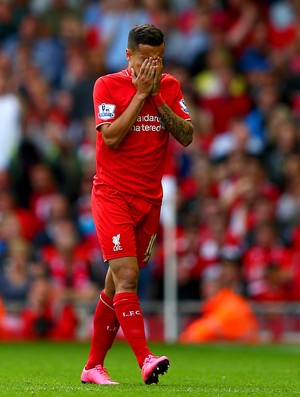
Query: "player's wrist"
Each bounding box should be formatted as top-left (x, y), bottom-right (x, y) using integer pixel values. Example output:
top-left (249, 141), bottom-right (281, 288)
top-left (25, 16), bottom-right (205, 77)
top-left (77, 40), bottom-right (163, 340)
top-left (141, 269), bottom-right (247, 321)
top-left (135, 92), bottom-right (148, 101)
top-left (151, 93), bottom-right (165, 108)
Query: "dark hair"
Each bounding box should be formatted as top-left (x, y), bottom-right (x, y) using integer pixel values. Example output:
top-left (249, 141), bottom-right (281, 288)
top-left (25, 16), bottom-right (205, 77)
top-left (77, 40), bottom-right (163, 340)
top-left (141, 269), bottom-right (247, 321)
top-left (128, 24), bottom-right (165, 51)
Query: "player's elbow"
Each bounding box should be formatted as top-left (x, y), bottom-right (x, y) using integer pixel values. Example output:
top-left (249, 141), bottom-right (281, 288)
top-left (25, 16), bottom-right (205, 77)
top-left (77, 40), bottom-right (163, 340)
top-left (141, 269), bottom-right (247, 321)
top-left (103, 137), bottom-right (120, 149)
top-left (100, 124), bottom-right (120, 149)
top-left (183, 133), bottom-right (193, 147)
top-left (101, 132), bottom-right (120, 148)
top-left (182, 125), bottom-right (194, 147)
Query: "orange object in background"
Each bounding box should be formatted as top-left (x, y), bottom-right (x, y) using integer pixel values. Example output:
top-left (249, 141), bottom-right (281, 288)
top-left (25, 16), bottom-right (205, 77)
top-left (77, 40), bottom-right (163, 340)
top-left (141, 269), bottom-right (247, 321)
top-left (180, 287), bottom-right (259, 344)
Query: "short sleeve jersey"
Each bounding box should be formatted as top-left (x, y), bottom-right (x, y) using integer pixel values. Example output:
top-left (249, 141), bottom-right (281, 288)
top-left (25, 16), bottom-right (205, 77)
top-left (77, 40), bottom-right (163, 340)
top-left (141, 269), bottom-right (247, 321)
top-left (93, 68), bottom-right (191, 203)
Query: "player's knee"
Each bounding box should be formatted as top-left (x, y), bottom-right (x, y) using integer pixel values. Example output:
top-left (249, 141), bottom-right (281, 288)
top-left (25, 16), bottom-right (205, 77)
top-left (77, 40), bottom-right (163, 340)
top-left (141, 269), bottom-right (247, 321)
top-left (114, 266), bottom-right (139, 292)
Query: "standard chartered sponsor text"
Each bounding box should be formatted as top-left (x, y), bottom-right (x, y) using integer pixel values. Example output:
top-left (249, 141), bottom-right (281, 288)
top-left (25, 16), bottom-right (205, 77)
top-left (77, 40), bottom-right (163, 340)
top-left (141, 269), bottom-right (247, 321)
top-left (131, 114), bottom-right (165, 132)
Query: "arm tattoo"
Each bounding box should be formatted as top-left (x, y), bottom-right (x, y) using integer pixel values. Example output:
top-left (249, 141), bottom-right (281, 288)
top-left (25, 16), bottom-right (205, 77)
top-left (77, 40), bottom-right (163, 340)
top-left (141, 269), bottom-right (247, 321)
top-left (159, 103), bottom-right (193, 147)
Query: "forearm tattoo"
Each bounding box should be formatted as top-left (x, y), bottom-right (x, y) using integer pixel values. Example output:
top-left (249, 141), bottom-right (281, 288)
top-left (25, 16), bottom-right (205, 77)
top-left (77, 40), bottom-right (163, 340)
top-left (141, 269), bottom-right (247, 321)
top-left (159, 103), bottom-right (193, 147)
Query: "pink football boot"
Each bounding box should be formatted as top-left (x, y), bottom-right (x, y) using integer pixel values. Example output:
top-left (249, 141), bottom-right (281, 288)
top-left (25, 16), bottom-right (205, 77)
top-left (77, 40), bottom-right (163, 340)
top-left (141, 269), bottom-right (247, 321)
top-left (142, 355), bottom-right (170, 384)
top-left (81, 365), bottom-right (119, 385)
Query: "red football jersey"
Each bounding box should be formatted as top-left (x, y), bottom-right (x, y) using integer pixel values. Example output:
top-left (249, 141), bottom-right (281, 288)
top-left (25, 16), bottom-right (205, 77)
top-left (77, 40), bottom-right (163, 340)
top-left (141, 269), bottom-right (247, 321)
top-left (93, 68), bottom-right (191, 203)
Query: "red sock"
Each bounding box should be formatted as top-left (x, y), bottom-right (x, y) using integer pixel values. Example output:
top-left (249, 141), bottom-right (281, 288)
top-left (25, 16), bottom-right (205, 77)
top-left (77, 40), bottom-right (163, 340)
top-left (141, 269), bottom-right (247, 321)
top-left (113, 292), bottom-right (152, 368)
top-left (86, 290), bottom-right (119, 369)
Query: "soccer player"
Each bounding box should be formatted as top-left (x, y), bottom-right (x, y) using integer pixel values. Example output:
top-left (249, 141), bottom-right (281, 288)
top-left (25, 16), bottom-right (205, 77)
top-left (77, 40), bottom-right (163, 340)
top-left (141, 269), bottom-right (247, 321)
top-left (81, 24), bottom-right (194, 385)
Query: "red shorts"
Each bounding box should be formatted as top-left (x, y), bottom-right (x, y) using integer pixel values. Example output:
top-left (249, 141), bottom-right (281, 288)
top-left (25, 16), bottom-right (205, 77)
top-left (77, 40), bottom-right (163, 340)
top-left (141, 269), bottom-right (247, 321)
top-left (91, 184), bottom-right (161, 268)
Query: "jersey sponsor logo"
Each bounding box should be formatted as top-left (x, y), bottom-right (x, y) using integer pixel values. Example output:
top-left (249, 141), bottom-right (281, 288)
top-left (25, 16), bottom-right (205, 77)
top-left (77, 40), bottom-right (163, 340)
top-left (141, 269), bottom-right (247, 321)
top-left (98, 103), bottom-right (116, 119)
top-left (136, 115), bottom-right (161, 123)
top-left (112, 233), bottom-right (122, 251)
top-left (179, 99), bottom-right (189, 114)
top-left (131, 114), bottom-right (165, 133)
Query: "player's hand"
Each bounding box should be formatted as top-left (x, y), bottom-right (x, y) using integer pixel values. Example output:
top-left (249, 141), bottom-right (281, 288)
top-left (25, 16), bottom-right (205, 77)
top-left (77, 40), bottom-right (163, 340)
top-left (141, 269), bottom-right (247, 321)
top-left (151, 57), bottom-right (163, 96)
top-left (131, 58), bottom-right (156, 98)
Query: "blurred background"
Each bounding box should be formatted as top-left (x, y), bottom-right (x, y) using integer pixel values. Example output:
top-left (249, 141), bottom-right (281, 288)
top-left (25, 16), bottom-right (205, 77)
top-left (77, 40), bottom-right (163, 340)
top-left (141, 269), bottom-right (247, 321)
top-left (0, 0), bottom-right (300, 344)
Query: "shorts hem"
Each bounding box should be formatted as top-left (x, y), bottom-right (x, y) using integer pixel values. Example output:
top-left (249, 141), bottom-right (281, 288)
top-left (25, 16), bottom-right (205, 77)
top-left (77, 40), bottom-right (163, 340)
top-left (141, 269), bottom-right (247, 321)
top-left (104, 252), bottom-right (137, 261)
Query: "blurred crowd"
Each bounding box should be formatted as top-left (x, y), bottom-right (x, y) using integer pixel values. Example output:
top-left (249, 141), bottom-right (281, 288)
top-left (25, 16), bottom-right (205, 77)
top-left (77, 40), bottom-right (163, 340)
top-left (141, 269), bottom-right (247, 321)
top-left (1, 0), bottom-right (300, 340)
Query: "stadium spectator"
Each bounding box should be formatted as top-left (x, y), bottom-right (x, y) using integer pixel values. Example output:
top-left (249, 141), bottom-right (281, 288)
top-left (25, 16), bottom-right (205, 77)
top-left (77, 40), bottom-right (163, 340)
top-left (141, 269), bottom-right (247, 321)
top-left (286, 225), bottom-right (300, 301)
top-left (193, 45), bottom-right (251, 134)
top-left (244, 82), bottom-right (281, 151)
top-left (8, 139), bottom-right (43, 209)
top-left (27, 163), bottom-right (61, 230)
top-left (0, 184), bottom-right (39, 243)
top-left (174, 224), bottom-right (203, 300)
top-left (142, 0), bottom-right (174, 32)
top-left (62, 50), bottom-right (95, 122)
top-left (0, 0), bottom-right (19, 43)
top-left (20, 276), bottom-right (78, 340)
top-left (267, 0), bottom-right (297, 52)
top-left (238, 17), bottom-right (272, 80)
top-left (166, 2), bottom-right (212, 69)
top-left (209, 116), bottom-right (264, 161)
top-left (0, 213), bottom-right (24, 265)
top-left (2, 14), bottom-right (64, 86)
top-left (196, 197), bottom-right (240, 270)
top-left (39, 218), bottom-right (98, 304)
top-left (0, 238), bottom-right (36, 307)
top-left (265, 117), bottom-right (300, 189)
top-left (37, 0), bottom-right (80, 37)
top-left (222, 0), bottom-right (260, 55)
top-left (32, 193), bottom-right (72, 250)
top-left (219, 154), bottom-right (280, 243)
top-left (24, 78), bottom-right (69, 153)
top-left (96, 0), bottom-right (151, 73)
top-left (242, 221), bottom-right (291, 301)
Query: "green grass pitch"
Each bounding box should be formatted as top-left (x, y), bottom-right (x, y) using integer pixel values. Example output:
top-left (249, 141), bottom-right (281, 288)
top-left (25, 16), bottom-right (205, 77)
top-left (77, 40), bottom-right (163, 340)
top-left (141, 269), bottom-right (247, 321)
top-left (0, 341), bottom-right (299, 396)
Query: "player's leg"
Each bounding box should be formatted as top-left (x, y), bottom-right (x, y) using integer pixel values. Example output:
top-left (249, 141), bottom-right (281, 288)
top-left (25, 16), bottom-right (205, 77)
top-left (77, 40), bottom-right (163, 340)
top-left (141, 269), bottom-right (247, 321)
top-left (110, 256), bottom-right (153, 367)
top-left (81, 183), bottom-right (122, 383)
top-left (85, 268), bottom-right (119, 368)
top-left (134, 204), bottom-right (170, 384)
top-left (81, 267), bottom-right (119, 384)
top-left (90, 184), bottom-right (152, 369)
top-left (110, 253), bottom-right (169, 384)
